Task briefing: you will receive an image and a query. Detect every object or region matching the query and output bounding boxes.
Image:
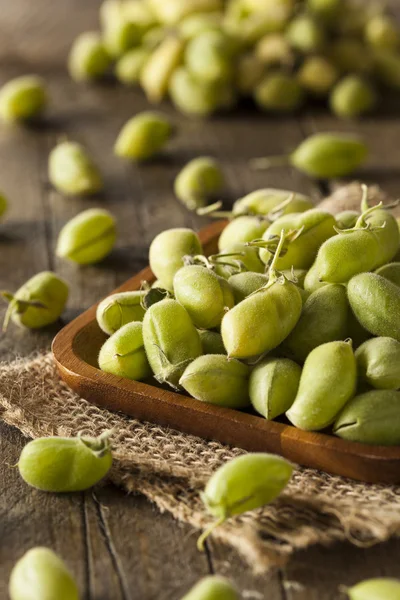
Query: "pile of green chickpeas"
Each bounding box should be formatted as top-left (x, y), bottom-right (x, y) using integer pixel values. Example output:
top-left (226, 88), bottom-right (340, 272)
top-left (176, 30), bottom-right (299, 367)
top-left (68, 0), bottom-right (400, 117)
top-left (97, 184), bottom-right (400, 448)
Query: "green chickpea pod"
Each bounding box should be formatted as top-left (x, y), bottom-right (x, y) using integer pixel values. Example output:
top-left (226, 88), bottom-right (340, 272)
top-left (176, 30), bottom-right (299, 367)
top-left (169, 67), bottom-right (233, 116)
top-left (18, 432), bottom-right (112, 492)
top-left (179, 12), bottom-right (223, 40)
top-left (198, 453), bottom-right (293, 549)
top-left (48, 140), bottom-right (103, 196)
top-left (236, 53), bottom-right (266, 95)
top-left (2, 271), bottom-right (69, 330)
top-left (255, 33), bottom-right (293, 67)
top-left (221, 231), bottom-right (302, 358)
top-left (96, 291), bottom-right (146, 335)
top-left (102, 5), bottom-right (143, 58)
top-left (181, 575), bottom-right (239, 600)
top-left (297, 56), bottom-right (339, 97)
top-left (9, 547), bottom-right (79, 600)
top-left (114, 111), bottom-right (173, 161)
top-left (56, 208), bottom-right (117, 265)
top-left (174, 157), bottom-right (225, 211)
top-left (355, 337), bottom-right (400, 390)
top-left (251, 133), bottom-right (368, 179)
top-left (98, 321), bottom-right (152, 380)
top-left (249, 357), bottom-right (301, 420)
top-left (214, 242), bottom-right (264, 279)
top-left (286, 15), bottom-right (325, 54)
top-left (346, 577), bottom-right (400, 599)
top-left (185, 30), bottom-right (236, 84)
top-left (286, 340), bottom-right (357, 431)
top-left (254, 72), bottom-right (305, 113)
top-left (365, 15), bottom-right (400, 51)
top-left (140, 36), bottom-right (185, 103)
top-left (375, 262), bottom-right (400, 287)
top-left (174, 264), bottom-right (234, 329)
top-left (0, 75), bottom-right (47, 123)
top-left (232, 188), bottom-right (313, 217)
top-left (198, 330), bottom-right (226, 355)
top-left (218, 216), bottom-right (268, 251)
top-left (68, 31), bottom-right (111, 81)
top-left (149, 227), bottom-right (203, 291)
top-left (228, 271), bottom-right (269, 303)
top-left (334, 391), bottom-right (400, 446)
top-left (179, 354), bottom-right (250, 408)
top-left (330, 76), bottom-right (377, 119)
top-left (142, 298), bottom-right (202, 388)
top-left (115, 47), bottom-right (151, 85)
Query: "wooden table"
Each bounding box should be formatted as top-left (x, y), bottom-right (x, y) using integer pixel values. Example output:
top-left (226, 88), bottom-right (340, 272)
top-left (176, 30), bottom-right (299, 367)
top-left (1, 1), bottom-right (400, 598)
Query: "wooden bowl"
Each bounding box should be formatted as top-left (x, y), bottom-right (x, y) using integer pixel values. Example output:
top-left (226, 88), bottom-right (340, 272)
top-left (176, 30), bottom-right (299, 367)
top-left (52, 220), bottom-right (400, 484)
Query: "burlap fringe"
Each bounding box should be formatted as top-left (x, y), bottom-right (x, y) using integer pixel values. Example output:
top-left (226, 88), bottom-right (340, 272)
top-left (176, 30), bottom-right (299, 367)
top-left (0, 352), bottom-right (399, 573)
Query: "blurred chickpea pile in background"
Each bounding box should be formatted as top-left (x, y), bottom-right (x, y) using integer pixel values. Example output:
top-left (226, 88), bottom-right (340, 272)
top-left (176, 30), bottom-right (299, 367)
top-left (68, 0), bottom-right (400, 118)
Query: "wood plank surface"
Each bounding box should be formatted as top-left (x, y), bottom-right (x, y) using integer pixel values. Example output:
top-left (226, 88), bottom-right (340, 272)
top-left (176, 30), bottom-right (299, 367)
top-left (0, 0), bottom-right (400, 598)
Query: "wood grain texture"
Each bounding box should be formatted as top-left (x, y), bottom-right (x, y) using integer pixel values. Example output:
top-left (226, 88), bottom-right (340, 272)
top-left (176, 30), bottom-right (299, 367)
top-left (1, 0), bottom-right (400, 596)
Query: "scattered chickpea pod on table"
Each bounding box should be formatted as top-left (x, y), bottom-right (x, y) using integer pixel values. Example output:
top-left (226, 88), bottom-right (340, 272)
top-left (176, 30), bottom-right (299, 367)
top-left (48, 140), bottom-right (103, 196)
top-left (180, 575), bottom-right (239, 600)
top-left (0, 75), bottom-right (47, 123)
top-left (9, 547), bottom-right (79, 600)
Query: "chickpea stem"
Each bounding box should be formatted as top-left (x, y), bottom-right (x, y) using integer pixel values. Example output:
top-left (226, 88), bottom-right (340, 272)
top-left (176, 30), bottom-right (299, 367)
top-left (197, 516), bottom-right (226, 552)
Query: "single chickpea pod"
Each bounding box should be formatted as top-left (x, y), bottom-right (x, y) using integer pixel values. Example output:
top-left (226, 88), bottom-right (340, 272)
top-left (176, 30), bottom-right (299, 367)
top-left (180, 575), bottom-right (239, 600)
top-left (258, 209), bottom-right (336, 270)
top-left (122, 0), bottom-right (157, 29)
top-left (142, 298), bottom-right (202, 388)
top-left (179, 354), bottom-right (250, 408)
top-left (232, 188), bottom-right (313, 217)
top-left (347, 272), bottom-right (400, 342)
top-left (149, 227), bottom-right (203, 291)
top-left (286, 14), bottom-right (325, 54)
top-left (249, 357), bottom-right (301, 420)
top-left (214, 242), bottom-right (265, 280)
top-left (365, 15), bottom-right (400, 51)
top-left (98, 321), bottom-right (151, 380)
top-left (114, 111), bottom-right (173, 161)
top-left (18, 431), bottom-right (112, 492)
top-left (198, 330), bottom-right (226, 355)
top-left (221, 231), bottom-right (302, 358)
top-left (115, 47), bottom-right (151, 85)
top-left (56, 208), bottom-right (117, 265)
top-left (333, 390), bottom-right (400, 446)
top-left (303, 261), bottom-right (329, 293)
top-left (140, 36), bottom-right (185, 103)
top-left (228, 271), bottom-right (269, 303)
top-left (375, 262), bottom-right (400, 287)
top-left (297, 56), bottom-right (339, 97)
top-left (282, 268), bottom-right (308, 288)
top-left (142, 26), bottom-right (166, 50)
top-left (169, 67), bottom-right (230, 116)
top-left (356, 337), bottom-right (400, 390)
top-left (174, 157), bottom-right (225, 211)
top-left (0, 75), bottom-right (47, 123)
top-left (255, 33), bottom-right (293, 67)
top-left (286, 340), bottom-right (357, 431)
top-left (282, 284), bottom-right (349, 364)
top-left (9, 547), bottom-right (79, 600)
top-left (96, 291), bottom-right (146, 335)
top-left (143, 286), bottom-right (171, 309)
top-left (48, 140), bottom-right (103, 196)
top-left (254, 72), bottom-right (305, 113)
top-left (173, 264), bottom-right (234, 329)
top-left (330, 75), bottom-right (377, 119)
top-left (335, 210), bottom-right (359, 229)
top-left (251, 133), bottom-right (368, 179)
top-left (102, 10), bottom-right (143, 58)
top-left (68, 32), bottom-right (111, 81)
top-left (198, 453), bottom-right (293, 549)
top-left (185, 30), bottom-right (236, 84)
top-left (2, 271), bottom-right (68, 330)
top-left (218, 216), bottom-right (268, 251)
top-left (373, 50), bottom-right (400, 89)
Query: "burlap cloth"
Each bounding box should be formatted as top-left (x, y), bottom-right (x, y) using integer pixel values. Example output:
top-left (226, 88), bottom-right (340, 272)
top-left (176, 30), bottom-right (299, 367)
top-left (1, 352), bottom-right (400, 573)
top-left (1, 183), bottom-right (400, 573)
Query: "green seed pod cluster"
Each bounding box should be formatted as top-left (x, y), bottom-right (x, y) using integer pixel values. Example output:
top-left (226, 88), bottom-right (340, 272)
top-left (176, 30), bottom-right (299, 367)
top-left (2, 271), bottom-right (69, 330)
top-left (68, 0), bottom-right (400, 118)
top-left (18, 432), bottom-right (112, 492)
top-left (99, 184), bottom-right (400, 448)
top-left (0, 75), bottom-right (47, 123)
top-left (48, 140), bottom-right (103, 196)
top-left (9, 547), bottom-right (79, 600)
top-left (114, 111), bottom-right (173, 161)
top-left (56, 208), bottom-right (117, 265)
